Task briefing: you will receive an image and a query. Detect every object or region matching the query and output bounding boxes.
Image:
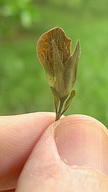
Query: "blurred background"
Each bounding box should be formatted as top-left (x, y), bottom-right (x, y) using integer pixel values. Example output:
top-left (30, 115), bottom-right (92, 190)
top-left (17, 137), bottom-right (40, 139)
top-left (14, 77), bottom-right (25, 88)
top-left (0, 0), bottom-right (108, 127)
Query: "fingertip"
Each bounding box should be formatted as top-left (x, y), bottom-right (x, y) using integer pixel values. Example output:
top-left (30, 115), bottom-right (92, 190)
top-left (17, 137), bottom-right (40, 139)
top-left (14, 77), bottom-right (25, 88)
top-left (0, 112), bottom-right (55, 191)
top-left (55, 114), bottom-right (108, 176)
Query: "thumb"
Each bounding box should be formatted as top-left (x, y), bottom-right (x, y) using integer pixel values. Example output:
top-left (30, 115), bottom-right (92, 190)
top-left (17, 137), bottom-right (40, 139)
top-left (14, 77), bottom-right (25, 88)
top-left (16, 115), bottom-right (108, 192)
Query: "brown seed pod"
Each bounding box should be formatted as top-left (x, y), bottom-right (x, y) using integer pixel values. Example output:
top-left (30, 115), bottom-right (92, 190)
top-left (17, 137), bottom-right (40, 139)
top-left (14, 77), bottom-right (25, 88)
top-left (37, 27), bottom-right (81, 121)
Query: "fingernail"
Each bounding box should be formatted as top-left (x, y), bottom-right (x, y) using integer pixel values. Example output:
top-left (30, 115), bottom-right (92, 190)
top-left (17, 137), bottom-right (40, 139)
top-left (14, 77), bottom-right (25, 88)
top-left (55, 115), bottom-right (108, 176)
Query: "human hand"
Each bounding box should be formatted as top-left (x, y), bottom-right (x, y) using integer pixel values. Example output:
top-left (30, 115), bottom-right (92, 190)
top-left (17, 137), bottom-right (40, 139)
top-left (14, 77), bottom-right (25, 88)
top-left (0, 112), bottom-right (108, 192)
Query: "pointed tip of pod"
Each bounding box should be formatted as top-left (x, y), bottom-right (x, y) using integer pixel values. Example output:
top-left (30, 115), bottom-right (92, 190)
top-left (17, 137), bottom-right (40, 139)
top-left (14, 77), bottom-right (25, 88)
top-left (76, 39), bottom-right (81, 57)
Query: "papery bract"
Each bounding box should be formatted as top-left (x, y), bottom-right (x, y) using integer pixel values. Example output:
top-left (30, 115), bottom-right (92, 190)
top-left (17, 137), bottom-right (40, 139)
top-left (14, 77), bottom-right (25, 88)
top-left (37, 27), bottom-right (81, 120)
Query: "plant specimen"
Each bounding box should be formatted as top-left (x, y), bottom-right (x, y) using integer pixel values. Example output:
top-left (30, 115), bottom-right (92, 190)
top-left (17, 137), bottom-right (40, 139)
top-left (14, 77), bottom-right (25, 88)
top-left (37, 27), bottom-right (80, 121)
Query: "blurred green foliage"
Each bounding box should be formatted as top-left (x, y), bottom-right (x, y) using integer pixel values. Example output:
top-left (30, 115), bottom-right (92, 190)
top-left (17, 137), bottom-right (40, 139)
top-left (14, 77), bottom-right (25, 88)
top-left (0, 0), bottom-right (108, 127)
top-left (0, 0), bottom-right (40, 36)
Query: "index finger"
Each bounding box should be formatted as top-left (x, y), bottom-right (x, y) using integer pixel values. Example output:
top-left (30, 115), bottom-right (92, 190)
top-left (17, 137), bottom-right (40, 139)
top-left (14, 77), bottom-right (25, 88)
top-left (0, 112), bottom-right (55, 191)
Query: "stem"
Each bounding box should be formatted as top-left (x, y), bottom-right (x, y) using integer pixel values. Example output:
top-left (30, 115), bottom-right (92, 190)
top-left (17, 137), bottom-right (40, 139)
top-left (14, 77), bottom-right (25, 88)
top-left (55, 98), bottom-right (65, 121)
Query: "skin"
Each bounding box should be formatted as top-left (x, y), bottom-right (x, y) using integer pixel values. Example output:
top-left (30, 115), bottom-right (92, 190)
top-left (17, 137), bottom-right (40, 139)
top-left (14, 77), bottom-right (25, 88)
top-left (0, 112), bottom-right (108, 192)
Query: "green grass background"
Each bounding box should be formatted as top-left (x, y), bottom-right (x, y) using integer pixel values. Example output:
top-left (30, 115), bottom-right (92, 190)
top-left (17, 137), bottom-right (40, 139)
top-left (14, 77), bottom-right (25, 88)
top-left (0, 1), bottom-right (108, 127)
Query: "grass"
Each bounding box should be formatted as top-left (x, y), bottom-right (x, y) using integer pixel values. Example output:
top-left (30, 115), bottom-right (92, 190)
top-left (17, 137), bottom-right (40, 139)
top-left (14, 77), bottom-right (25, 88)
top-left (0, 2), bottom-right (108, 127)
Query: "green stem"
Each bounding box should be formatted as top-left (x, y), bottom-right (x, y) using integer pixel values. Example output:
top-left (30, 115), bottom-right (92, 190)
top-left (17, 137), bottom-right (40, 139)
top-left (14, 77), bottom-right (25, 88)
top-left (55, 98), bottom-right (65, 121)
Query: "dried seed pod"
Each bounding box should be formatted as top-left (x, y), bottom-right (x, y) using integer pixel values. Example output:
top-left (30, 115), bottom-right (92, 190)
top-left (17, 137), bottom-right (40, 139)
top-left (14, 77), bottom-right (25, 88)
top-left (37, 27), bottom-right (81, 121)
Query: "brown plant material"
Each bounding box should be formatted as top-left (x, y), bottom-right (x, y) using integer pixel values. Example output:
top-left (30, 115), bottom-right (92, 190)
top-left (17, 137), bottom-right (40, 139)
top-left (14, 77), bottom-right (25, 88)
top-left (37, 27), bottom-right (80, 121)
top-left (37, 27), bottom-right (71, 69)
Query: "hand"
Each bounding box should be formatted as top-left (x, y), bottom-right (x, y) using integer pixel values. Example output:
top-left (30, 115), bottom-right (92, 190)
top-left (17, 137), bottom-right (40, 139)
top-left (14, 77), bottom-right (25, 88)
top-left (0, 112), bottom-right (108, 192)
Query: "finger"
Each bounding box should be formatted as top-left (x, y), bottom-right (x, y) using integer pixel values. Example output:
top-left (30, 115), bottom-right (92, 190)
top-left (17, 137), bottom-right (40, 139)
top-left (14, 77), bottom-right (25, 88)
top-left (1, 190), bottom-right (15, 192)
top-left (55, 115), bottom-right (108, 174)
top-left (16, 115), bottom-right (108, 192)
top-left (0, 112), bottom-right (55, 191)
